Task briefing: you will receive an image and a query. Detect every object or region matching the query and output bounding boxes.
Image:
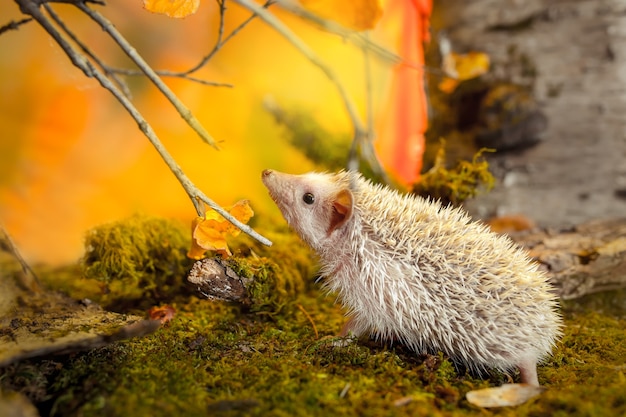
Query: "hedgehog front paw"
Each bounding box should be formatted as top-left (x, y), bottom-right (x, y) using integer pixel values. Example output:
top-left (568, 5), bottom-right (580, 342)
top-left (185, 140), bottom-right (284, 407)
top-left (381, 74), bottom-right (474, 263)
top-left (330, 334), bottom-right (358, 348)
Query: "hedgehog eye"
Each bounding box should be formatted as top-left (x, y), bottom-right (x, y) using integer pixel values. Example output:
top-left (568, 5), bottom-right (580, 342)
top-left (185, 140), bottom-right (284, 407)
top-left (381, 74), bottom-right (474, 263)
top-left (302, 192), bottom-right (315, 205)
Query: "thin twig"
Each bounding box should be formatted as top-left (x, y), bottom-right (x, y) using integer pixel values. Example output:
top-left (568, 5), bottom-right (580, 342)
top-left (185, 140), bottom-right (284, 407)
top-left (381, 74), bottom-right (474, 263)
top-left (274, 0), bottom-right (400, 65)
top-left (357, 33), bottom-right (389, 183)
top-left (154, 73), bottom-right (233, 88)
top-left (179, 0), bottom-right (228, 76)
top-left (1, 224), bottom-right (41, 289)
top-left (110, 0), bottom-right (273, 80)
top-left (15, 0), bottom-right (272, 247)
top-left (277, 0), bottom-right (441, 77)
top-left (348, 34), bottom-right (378, 174)
top-left (233, 0), bottom-right (388, 180)
top-left (75, 1), bottom-right (219, 149)
top-left (0, 18), bottom-right (33, 36)
top-left (296, 303), bottom-right (319, 339)
top-left (110, 67), bottom-right (234, 88)
top-left (180, 0), bottom-right (274, 75)
top-left (363, 34), bottom-right (375, 150)
top-left (231, 1), bottom-right (366, 139)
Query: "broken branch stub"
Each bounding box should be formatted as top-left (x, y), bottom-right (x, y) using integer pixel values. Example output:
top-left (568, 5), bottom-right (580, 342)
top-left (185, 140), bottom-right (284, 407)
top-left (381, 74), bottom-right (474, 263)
top-left (187, 258), bottom-right (252, 305)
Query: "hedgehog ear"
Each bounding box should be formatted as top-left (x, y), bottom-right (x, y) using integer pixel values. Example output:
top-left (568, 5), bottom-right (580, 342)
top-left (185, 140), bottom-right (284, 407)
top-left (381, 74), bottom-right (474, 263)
top-left (327, 189), bottom-right (353, 235)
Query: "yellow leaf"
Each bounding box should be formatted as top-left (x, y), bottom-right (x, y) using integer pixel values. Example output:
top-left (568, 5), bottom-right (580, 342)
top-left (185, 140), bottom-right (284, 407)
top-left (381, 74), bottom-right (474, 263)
top-left (187, 200), bottom-right (254, 259)
top-left (143, 0), bottom-right (200, 19)
top-left (454, 51), bottom-right (490, 80)
top-left (228, 199), bottom-right (254, 235)
top-left (439, 51), bottom-right (490, 94)
top-left (299, 0), bottom-right (383, 31)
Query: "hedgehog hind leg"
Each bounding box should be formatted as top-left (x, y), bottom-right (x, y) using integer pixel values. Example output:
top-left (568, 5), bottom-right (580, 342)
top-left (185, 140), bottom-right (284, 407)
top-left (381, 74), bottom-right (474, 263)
top-left (517, 358), bottom-right (539, 386)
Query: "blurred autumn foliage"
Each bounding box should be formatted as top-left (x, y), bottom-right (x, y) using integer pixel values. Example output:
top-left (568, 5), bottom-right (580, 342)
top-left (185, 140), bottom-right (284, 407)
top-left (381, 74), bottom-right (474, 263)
top-left (0, 0), bottom-right (431, 265)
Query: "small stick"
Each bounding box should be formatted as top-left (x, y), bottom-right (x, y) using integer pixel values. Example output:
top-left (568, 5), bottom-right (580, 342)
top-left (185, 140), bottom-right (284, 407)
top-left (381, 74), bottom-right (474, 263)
top-left (296, 303), bottom-right (319, 339)
top-left (0, 17), bottom-right (33, 35)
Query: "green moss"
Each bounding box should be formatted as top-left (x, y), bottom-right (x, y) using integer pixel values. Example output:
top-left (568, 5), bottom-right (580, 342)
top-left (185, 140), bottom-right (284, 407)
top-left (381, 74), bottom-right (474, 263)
top-left (2, 289), bottom-right (626, 416)
top-left (4, 218), bottom-right (625, 416)
top-left (80, 214), bottom-right (193, 307)
top-left (74, 216), bottom-right (314, 315)
top-left (413, 139), bottom-right (495, 205)
top-left (227, 228), bottom-right (319, 315)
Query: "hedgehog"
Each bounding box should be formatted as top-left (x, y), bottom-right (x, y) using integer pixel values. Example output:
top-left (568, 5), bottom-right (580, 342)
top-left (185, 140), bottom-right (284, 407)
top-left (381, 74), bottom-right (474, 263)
top-left (261, 169), bottom-right (562, 386)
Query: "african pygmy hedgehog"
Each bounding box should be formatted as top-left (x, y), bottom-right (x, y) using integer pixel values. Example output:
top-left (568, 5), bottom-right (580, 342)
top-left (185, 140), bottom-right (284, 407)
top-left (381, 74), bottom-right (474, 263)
top-left (262, 169), bottom-right (562, 386)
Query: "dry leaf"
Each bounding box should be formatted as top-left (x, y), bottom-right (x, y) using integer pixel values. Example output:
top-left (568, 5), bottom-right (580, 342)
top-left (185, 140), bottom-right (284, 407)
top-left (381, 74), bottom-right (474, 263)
top-left (466, 384), bottom-right (545, 408)
top-left (148, 305), bottom-right (176, 324)
top-left (143, 0), bottom-right (200, 18)
top-left (439, 51), bottom-right (490, 93)
top-left (187, 200), bottom-right (254, 259)
top-left (299, 0), bottom-right (383, 31)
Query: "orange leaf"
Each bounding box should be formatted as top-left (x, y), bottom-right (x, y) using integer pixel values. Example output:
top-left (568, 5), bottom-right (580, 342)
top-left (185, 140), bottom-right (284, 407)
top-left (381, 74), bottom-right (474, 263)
top-left (299, 0), bottom-right (383, 31)
top-left (187, 200), bottom-right (254, 259)
top-left (143, 0), bottom-right (200, 19)
top-left (148, 305), bottom-right (176, 324)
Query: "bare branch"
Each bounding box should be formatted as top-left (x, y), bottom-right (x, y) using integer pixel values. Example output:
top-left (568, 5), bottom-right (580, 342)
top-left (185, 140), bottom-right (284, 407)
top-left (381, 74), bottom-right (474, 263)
top-left (74, 1), bottom-right (220, 149)
top-left (0, 18), bottom-right (33, 36)
top-left (181, 0), bottom-right (274, 76)
top-left (14, 0), bottom-right (272, 247)
top-left (232, 0), bottom-right (388, 180)
top-left (348, 32), bottom-right (386, 180)
top-left (274, 0), bottom-right (400, 65)
top-left (1, 224), bottom-right (41, 289)
top-left (111, 0), bottom-right (274, 81)
top-left (179, 0), bottom-right (229, 76)
top-left (231, 0), bottom-right (365, 136)
top-left (110, 67), bottom-right (234, 88)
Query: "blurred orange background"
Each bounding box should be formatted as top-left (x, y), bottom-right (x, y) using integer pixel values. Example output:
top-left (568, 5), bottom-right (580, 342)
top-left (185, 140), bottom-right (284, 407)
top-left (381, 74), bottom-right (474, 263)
top-left (0, 0), bottom-right (429, 265)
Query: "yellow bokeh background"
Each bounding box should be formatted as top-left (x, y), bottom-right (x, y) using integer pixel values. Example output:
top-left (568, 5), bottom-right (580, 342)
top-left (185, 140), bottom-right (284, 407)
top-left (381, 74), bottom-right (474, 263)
top-left (0, 1), bottom-right (425, 264)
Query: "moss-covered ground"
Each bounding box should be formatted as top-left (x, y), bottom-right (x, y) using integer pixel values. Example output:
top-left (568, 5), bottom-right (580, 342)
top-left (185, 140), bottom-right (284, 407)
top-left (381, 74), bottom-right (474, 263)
top-left (1, 217), bottom-right (624, 417)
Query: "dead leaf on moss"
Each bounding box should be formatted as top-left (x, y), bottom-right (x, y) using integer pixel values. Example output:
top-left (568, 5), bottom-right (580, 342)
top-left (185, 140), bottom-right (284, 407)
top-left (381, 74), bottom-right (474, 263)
top-left (143, 0), bottom-right (200, 18)
top-left (148, 305), bottom-right (177, 324)
top-left (466, 384), bottom-right (545, 408)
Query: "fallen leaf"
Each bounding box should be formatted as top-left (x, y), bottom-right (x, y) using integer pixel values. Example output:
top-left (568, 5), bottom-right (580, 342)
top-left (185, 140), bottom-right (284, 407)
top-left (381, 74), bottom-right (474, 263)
top-left (466, 383), bottom-right (545, 408)
top-left (299, 0), bottom-right (383, 31)
top-left (187, 200), bottom-right (254, 259)
top-left (439, 51), bottom-right (490, 93)
top-left (148, 305), bottom-right (176, 324)
top-left (143, 0), bottom-right (200, 19)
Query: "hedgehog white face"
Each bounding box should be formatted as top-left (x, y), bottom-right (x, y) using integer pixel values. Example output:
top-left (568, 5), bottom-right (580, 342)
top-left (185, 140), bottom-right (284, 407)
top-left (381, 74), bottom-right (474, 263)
top-left (261, 169), bottom-right (353, 251)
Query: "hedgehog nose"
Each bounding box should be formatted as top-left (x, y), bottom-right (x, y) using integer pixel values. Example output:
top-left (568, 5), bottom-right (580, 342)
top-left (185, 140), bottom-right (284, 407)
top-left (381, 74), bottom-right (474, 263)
top-left (262, 169), bottom-right (273, 178)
